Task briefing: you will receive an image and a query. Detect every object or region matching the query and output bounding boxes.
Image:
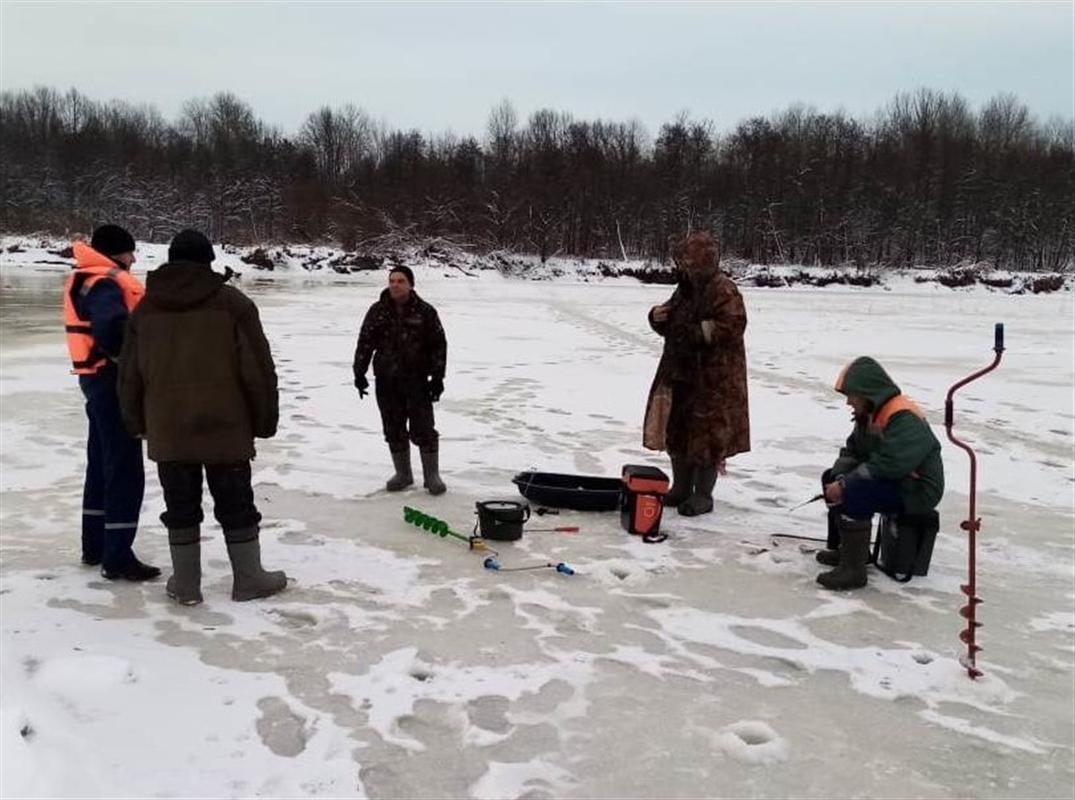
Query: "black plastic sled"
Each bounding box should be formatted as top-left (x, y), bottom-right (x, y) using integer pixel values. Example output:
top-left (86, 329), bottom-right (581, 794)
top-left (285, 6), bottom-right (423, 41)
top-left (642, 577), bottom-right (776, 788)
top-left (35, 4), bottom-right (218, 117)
top-left (512, 471), bottom-right (622, 512)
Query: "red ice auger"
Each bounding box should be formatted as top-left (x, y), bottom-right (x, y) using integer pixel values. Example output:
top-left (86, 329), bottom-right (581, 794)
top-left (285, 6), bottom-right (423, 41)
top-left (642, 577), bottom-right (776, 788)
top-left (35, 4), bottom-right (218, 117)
top-left (945, 323), bottom-right (1004, 679)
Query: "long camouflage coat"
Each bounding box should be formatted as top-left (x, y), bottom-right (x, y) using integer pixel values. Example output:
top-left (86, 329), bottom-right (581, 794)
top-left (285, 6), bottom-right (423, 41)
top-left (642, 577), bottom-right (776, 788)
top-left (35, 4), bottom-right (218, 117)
top-left (642, 265), bottom-right (751, 466)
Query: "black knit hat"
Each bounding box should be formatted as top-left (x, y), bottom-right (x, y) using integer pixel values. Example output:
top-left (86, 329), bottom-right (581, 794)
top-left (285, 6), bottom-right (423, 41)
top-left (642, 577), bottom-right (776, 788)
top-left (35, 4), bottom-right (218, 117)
top-left (390, 265), bottom-right (415, 286)
top-left (168, 229), bottom-right (216, 264)
top-left (90, 224), bottom-right (136, 257)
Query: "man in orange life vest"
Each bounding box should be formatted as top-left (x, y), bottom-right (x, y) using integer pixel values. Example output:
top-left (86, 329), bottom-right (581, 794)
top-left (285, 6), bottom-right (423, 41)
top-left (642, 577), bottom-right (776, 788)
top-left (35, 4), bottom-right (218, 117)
top-left (64, 224), bottom-right (160, 581)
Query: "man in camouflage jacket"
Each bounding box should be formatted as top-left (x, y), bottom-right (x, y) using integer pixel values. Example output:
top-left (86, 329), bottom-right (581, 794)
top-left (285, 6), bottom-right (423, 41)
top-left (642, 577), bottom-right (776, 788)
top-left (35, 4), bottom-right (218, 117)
top-left (643, 232), bottom-right (751, 516)
top-left (353, 266), bottom-right (448, 494)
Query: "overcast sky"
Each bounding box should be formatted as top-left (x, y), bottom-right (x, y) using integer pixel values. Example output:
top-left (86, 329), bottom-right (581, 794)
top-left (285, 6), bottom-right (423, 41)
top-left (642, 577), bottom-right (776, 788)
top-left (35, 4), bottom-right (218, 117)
top-left (2, 1), bottom-right (1072, 137)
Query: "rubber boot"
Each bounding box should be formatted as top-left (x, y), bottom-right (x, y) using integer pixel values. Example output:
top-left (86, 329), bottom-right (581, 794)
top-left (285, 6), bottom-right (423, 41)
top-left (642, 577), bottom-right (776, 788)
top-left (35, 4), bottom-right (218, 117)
top-left (815, 507), bottom-right (842, 567)
top-left (386, 448), bottom-right (414, 492)
top-left (420, 448), bottom-right (446, 496)
top-left (817, 516), bottom-right (871, 590)
top-left (815, 547), bottom-right (840, 567)
top-left (224, 528), bottom-right (288, 601)
top-left (165, 526), bottom-right (203, 606)
top-left (101, 555), bottom-right (161, 582)
top-left (663, 453), bottom-right (692, 507)
top-left (678, 464), bottom-right (718, 517)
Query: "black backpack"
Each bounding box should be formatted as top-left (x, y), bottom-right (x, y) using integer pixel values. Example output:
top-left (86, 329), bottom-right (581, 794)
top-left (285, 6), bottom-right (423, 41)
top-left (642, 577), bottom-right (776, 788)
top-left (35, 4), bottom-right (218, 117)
top-left (870, 511), bottom-right (940, 582)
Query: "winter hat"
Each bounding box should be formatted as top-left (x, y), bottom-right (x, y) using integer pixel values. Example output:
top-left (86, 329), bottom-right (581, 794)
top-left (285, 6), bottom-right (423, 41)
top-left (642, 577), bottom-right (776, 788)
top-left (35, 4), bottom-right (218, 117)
top-left (390, 265), bottom-right (415, 286)
top-left (168, 229), bottom-right (216, 264)
top-left (90, 224), bottom-right (136, 257)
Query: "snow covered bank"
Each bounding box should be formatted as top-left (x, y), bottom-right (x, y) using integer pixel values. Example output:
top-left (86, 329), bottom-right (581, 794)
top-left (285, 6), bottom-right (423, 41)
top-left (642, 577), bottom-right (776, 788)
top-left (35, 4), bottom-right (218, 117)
top-left (2, 233), bottom-right (1071, 295)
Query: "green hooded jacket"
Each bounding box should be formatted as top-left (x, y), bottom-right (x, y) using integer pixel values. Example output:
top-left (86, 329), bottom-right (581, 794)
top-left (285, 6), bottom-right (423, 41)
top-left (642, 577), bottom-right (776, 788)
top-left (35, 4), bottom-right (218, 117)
top-left (831, 357), bottom-right (944, 514)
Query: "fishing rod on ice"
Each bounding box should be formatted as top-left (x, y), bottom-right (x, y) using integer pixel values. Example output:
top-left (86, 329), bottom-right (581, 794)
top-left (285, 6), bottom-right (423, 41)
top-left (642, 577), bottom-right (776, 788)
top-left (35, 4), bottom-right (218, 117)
top-left (483, 558), bottom-right (575, 575)
top-left (787, 492), bottom-right (825, 513)
top-left (768, 493), bottom-right (830, 543)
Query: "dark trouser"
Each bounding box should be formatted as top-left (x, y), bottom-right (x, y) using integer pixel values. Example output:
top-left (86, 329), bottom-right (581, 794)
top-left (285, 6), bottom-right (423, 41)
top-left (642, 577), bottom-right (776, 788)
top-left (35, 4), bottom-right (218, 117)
top-left (80, 374), bottom-right (145, 570)
top-left (375, 375), bottom-right (438, 451)
top-left (665, 382), bottom-right (695, 462)
top-left (821, 468), bottom-right (904, 525)
top-left (157, 462), bottom-right (261, 535)
top-left (821, 469), bottom-right (841, 548)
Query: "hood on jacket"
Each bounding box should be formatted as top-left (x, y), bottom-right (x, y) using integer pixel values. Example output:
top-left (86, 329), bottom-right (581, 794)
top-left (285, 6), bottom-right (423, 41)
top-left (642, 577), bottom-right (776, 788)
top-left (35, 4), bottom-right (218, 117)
top-left (835, 356), bottom-right (901, 411)
top-left (145, 261), bottom-right (224, 311)
top-left (72, 241), bottom-right (123, 271)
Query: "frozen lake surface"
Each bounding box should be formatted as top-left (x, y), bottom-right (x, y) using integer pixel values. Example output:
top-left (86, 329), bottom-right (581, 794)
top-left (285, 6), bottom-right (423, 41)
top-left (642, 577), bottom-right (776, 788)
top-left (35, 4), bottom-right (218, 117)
top-left (2, 250), bottom-right (1073, 798)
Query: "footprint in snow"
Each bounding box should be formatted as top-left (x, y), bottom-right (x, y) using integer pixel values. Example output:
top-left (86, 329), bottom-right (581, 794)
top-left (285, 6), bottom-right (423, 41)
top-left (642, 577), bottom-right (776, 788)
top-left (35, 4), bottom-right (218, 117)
top-left (266, 608), bottom-right (318, 628)
top-left (255, 696), bottom-right (308, 757)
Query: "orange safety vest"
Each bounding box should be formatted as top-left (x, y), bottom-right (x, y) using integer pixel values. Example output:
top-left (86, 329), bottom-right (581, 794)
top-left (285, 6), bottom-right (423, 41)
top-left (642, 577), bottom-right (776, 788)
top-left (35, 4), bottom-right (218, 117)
top-left (63, 241), bottom-right (144, 375)
top-left (870, 395), bottom-right (928, 480)
top-left (870, 394), bottom-right (926, 432)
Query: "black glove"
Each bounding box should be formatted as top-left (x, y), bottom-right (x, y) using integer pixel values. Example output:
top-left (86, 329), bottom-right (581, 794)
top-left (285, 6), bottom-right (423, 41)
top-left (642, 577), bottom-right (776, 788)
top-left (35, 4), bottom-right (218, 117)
top-left (355, 374), bottom-right (369, 398)
top-left (428, 377), bottom-right (444, 402)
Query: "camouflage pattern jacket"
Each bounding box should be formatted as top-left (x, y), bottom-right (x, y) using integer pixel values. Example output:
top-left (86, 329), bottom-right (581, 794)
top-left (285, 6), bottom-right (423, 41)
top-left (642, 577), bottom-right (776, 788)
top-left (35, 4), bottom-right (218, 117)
top-left (643, 267), bottom-right (751, 465)
top-left (353, 288), bottom-right (447, 383)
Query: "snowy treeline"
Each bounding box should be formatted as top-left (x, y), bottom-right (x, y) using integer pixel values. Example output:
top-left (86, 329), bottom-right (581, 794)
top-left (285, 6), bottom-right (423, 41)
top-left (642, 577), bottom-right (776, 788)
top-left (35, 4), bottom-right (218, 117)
top-left (1, 86), bottom-right (1072, 271)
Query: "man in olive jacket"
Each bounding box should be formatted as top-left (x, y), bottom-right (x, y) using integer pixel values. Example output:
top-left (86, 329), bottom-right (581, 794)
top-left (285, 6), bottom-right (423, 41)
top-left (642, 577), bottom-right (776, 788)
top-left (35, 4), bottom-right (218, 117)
top-left (119, 230), bottom-right (287, 605)
top-left (817, 356), bottom-right (944, 590)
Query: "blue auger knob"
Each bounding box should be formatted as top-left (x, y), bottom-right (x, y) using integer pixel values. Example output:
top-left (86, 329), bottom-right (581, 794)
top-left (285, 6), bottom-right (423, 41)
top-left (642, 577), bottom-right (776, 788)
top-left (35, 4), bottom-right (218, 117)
top-left (556, 562), bottom-right (575, 576)
top-left (483, 557), bottom-right (501, 571)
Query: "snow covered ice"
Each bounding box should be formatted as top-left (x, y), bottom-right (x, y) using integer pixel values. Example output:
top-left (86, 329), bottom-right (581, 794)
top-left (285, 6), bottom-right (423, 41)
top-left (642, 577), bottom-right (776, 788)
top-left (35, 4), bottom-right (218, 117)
top-left (1, 242), bottom-right (1073, 798)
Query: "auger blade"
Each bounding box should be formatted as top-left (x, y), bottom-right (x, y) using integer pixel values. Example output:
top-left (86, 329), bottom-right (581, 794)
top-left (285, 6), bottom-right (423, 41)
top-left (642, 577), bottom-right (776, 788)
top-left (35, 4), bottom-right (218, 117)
top-left (959, 585), bottom-right (983, 603)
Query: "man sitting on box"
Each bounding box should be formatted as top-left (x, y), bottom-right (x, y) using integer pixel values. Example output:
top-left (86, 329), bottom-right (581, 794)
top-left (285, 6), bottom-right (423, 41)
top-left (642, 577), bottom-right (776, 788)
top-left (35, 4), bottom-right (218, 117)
top-left (818, 357), bottom-right (945, 590)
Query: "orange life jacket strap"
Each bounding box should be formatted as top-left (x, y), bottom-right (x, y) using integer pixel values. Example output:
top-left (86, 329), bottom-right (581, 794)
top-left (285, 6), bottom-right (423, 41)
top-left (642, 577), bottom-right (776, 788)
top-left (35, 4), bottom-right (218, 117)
top-left (872, 395), bottom-right (926, 430)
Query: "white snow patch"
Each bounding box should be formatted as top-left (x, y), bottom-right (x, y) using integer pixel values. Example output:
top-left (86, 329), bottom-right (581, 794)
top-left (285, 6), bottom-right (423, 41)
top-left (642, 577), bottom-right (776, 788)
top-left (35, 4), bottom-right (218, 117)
top-left (918, 709), bottom-right (1048, 755)
top-left (1028, 611), bottom-right (1075, 633)
top-left (33, 654), bottom-right (137, 695)
top-left (470, 757), bottom-right (577, 800)
top-left (330, 647), bottom-right (594, 753)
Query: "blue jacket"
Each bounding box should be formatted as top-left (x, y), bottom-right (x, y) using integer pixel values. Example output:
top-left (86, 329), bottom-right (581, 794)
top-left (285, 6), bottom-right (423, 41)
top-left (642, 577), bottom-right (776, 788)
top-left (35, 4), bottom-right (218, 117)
top-left (76, 280), bottom-right (129, 382)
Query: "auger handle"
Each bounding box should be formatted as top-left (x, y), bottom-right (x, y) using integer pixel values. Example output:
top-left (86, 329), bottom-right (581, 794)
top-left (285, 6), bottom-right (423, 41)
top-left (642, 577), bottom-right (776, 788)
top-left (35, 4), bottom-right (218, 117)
top-left (944, 322), bottom-right (1005, 680)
